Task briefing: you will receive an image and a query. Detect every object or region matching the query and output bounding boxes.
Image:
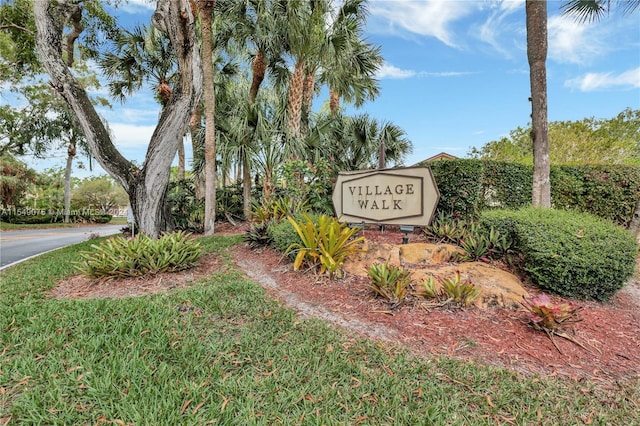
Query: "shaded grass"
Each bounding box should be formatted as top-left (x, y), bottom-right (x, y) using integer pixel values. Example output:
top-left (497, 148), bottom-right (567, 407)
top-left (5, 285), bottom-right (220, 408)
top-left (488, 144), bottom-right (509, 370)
top-left (1, 236), bottom-right (638, 425)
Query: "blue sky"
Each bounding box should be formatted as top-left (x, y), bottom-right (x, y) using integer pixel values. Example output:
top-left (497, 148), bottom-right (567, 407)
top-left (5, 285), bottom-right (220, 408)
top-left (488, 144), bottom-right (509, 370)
top-left (23, 0), bottom-right (640, 176)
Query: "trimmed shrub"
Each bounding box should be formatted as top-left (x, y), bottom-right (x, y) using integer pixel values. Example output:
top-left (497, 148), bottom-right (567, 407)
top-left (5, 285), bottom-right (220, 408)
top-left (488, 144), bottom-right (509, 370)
top-left (481, 161), bottom-right (532, 210)
top-left (428, 159), bottom-right (484, 220)
top-left (551, 165), bottom-right (640, 227)
top-left (423, 158), bottom-right (640, 227)
top-left (481, 208), bottom-right (638, 301)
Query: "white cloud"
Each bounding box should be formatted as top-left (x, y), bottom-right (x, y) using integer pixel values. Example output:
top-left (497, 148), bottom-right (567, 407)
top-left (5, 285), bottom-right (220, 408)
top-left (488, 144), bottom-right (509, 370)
top-left (376, 63), bottom-right (416, 79)
top-left (118, 0), bottom-right (156, 14)
top-left (369, 0), bottom-right (479, 47)
top-left (376, 62), bottom-right (474, 79)
top-left (110, 123), bottom-right (156, 148)
top-left (548, 15), bottom-right (605, 64)
top-left (565, 67), bottom-right (640, 91)
top-left (474, 0), bottom-right (524, 58)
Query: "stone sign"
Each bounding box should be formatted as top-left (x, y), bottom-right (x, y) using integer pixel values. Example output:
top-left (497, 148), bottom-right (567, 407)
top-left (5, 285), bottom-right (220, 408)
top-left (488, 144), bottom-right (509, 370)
top-left (332, 166), bottom-right (440, 226)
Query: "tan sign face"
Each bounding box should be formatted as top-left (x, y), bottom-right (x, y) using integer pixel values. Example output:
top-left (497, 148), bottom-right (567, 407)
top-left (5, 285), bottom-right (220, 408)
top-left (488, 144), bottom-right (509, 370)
top-left (332, 167), bottom-right (440, 226)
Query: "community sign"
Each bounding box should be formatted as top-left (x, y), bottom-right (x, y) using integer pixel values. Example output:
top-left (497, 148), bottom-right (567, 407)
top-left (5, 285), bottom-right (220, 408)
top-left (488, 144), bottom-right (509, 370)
top-left (332, 166), bottom-right (440, 226)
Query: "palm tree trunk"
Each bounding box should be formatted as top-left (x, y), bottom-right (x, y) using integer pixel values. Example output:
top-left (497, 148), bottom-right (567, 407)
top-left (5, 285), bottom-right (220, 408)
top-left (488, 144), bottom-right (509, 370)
top-left (526, 0), bottom-right (551, 208)
top-left (249, 49), bottom-right (267, 103)
top-left (301, 69), bottom-right (315, 137)
top-left (199, 0), bottom-right (216, 235)
top-left (242, 153), bottom-right (251, 217)
top-left (287, 59), bottom-right (306, 140)
top-left (63, 135), bottom-right (76, 223)
top-left (329, 88), bottom-right (340, 115)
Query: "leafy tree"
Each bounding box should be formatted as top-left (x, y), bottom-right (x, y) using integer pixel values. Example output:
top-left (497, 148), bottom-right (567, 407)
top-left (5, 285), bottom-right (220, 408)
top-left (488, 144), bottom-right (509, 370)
top-left (1, 2), bottom-right (109, 223)
top-left (469, 109), bottom-right (640, 166)
top-left (34, 0), bottom-right (202, 237)
top-left (72, 175), bottom-right (128, 215)
top-left (0, 0), bottom-right (39, 83)
top-left (0, 152), bottom-right (36, 207)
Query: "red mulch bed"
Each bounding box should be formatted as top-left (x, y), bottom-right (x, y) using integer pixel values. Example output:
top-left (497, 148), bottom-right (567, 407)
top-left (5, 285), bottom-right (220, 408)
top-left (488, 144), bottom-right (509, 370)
top-left (51, 222), bottom-right (640, 384)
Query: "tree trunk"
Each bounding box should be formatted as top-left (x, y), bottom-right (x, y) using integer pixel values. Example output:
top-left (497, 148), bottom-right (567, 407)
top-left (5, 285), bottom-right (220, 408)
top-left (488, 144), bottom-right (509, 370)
top-left (526, 0), bottom-right (551, 208)
top-left (629, 197), bottom-right (640, 242)
top-left (286, 59), bottom-right (306, 140)
top-left (301, 69), bottom-right (315, 137)
top-left (35, 0), bottom-right (202, 237)
top-left (177, 139), bottom-right (185, 180)
top-left (63, 135), bottom-right (76, 223)
top-left (242, 153), bottom-right (251, 218)
top-left (249, 49), bottom-right (266, 103)
top-left (199, 0), bottom-right (216, 236)
top-left (329, 88), bottom-right (340, 115)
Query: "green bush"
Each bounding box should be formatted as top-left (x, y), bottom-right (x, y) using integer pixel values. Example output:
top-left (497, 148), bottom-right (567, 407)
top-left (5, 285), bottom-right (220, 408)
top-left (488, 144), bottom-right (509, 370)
top-left (481, 161), bottom-right (532, 210)
top-left (268, 213), bottom-right (323, 258)
top-left (76, 231), bottom-right (202, 279)
top-left (481, 208), bottom-right (638, 301)
top-left (422, 159), bottom-right (640, 226)
top-left (551, 165), bottom-right (640, 227)
top-left (428, 159), bottom-right (484, 220)
top-left (269, 216), bottom-right (304, 256)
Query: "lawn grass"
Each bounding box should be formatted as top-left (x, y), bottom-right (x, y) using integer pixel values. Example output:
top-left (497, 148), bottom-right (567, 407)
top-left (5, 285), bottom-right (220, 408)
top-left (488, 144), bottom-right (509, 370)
top-left (1, 235), bottom-right (638, 425)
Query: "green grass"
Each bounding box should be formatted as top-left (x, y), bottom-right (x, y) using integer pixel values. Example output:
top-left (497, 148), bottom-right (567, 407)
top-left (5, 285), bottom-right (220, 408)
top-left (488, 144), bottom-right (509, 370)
top-left (1, 236), bottom-right (638, 425)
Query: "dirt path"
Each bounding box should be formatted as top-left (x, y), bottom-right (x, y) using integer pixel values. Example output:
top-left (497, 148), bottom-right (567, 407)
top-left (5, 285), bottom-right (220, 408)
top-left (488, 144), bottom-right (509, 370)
top-left (236, 257), bottom-right (401, 342)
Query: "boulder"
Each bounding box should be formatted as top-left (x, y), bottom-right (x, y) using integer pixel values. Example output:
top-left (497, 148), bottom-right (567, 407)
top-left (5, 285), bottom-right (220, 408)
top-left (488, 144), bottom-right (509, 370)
top-left (343, 241), bottom-right (400, 277)
top-left (400, 243), bottom-right (463, 265)
top-left (344, 241), bottom-right (528, 309)
top-left (411, 263), bottom-right (528, 309)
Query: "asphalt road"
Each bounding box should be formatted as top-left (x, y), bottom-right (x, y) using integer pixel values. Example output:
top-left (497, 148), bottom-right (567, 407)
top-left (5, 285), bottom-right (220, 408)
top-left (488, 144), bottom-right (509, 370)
top-left (0, 224), bottom-right (124, 270)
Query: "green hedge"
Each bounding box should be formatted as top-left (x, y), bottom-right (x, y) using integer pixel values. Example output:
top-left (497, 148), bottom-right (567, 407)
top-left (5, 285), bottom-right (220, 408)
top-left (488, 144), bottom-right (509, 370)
top-left (421, 159), bottom-right (640, 227)
top-left (428, 159), bottom-right (484, 220)
top-left (551, 165), bottom-right (640, 227)
top-left (1, 213), bottom-right (113, 224)
top-left (481, 208), bottom-right (638, 301)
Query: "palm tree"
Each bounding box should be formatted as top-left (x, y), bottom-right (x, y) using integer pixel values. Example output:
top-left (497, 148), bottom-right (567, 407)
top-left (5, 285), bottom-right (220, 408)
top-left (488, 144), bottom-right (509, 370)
top-left (561, 0), bottom-right (640, 21)
top-left (526, 0), bottom-right (550, 207)
top-left (278, 0), bottom-right (329, 141)
top-left (308, 112), bottom-right (412, 172)
top-left (215, 0), bottom-right (289, 215)
top-left (100, 23), bottom-right (186, 178)
top-left (197, 0), bottom-right (217, 235)
top-left (321, 0), bottom-right (382, 115)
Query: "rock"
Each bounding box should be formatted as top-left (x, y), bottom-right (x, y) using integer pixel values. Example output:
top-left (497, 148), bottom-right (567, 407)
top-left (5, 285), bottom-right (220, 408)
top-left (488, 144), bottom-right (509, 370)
top-left (411, 263), bottom-right (528, 309)
top-left (344, 241), bottom-right (528, 309)
top-left (399, 243), bottom-right (463, 265)
top-left (343, 241), bottom-right (400, 277)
